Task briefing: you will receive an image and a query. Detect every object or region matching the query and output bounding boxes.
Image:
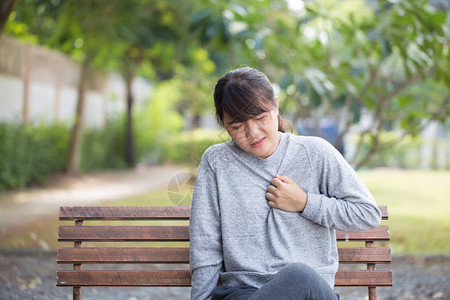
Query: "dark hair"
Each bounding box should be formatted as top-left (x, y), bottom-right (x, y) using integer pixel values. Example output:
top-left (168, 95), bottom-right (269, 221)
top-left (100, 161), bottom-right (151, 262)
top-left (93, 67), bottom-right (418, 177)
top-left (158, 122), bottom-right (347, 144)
top-left (213, 67), bottom-right (292, 133)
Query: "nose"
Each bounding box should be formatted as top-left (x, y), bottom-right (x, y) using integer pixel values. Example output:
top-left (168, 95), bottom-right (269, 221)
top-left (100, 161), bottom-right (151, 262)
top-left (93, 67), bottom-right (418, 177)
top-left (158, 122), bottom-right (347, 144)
top-left (245, 120), bottom-right (260, 138)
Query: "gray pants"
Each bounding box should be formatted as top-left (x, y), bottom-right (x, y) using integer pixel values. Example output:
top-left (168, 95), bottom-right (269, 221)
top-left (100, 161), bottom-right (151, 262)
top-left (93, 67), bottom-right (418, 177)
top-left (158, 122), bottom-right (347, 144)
top-left (211, 263), bottom-right (340, 300)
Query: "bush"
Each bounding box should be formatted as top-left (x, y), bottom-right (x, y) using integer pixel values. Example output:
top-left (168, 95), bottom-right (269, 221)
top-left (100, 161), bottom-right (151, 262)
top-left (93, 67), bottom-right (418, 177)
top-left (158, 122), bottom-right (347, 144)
top-left (80, 116), bottom-right (127, 171)
top-left (0, 122), bottom-right (70, 190)
top-left (0, 117), bottom-right (129, 190)
top-left (134, 80), bottom-right (185, 164)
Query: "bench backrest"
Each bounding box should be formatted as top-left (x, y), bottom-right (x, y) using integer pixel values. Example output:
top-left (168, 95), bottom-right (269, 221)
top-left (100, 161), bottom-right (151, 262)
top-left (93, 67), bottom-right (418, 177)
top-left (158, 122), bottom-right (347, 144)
top-left (57, 206), bottom-right (392, 300)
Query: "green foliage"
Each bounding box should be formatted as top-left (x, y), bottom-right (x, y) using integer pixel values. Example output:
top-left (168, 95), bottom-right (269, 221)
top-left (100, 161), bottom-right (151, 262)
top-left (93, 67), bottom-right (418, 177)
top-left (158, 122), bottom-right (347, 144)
top-left (349, 131), bottom-right (450, 169)
top-left (134, 80), bottom-right (184, 163)
top-left (80, 116), bottom-right (127, 171)
top-left (4, 0), bottom-right (449, 171)
top-left (159, 129), bottom-right (230, 164)
top-left (3, 11), bottom-right (39, 43)
top-left (0, 123), bottom-right (69, 190)
top-left (0, 119), bottom-right (138, 189)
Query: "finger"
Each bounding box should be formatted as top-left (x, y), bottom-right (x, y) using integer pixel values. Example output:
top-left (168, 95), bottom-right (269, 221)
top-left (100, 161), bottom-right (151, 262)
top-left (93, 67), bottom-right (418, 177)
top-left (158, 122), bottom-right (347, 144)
top-left (268, 200), bottom-right (277, 208)
top-left (277, 175), bottom-right (292, 183)
top-left (266, 192), bottom-right (275, 201)
top-left (267, 185), bottom-right (277, 194)
top-left (271, 177), bottom-right (283, 188)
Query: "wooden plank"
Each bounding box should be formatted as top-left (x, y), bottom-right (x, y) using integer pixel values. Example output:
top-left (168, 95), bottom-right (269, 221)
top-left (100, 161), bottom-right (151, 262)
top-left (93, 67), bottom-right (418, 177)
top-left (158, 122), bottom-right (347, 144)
top-left (57, 247), bottom-right (391, 264)
top-left (336, 225), bottom-right (390, 241)
top-left (57, 270), bottom-right (192, 287)
top-left (59, 225), bottom-right (389, 242)
top-left (338, 247), bottom-right (391, 263)
top-left (335, 270), bottom-right (392, 286)
top-left (57, 247), bottom-right (190, 264)
top-left (60, 206), bottom-right (191, 220)
top-left (60, 205), bottom-right (387, 220)
top-left (58, 226), bottom-right (190, 242)
top-left (57, 270), bottom-right (392, 287)
top-left (379, 205), bottom-right (388, 220)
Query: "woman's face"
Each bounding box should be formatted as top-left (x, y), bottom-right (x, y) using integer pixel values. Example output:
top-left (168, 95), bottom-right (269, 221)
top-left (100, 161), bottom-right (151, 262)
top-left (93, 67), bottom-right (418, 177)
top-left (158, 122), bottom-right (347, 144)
top-left (223, 103), bottom-right (280, 158)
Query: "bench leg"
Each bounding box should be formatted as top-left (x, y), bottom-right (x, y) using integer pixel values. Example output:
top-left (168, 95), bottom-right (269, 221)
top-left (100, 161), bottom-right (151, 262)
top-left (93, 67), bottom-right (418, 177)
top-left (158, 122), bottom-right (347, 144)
top-left (73, 220), bottom-right (83, 300)
top-left (368, 287), bottom-right (377, 300)
top-left (73, 287), bottom-right (81, 300)
top-left (366, 241), bottom-right (377, 300)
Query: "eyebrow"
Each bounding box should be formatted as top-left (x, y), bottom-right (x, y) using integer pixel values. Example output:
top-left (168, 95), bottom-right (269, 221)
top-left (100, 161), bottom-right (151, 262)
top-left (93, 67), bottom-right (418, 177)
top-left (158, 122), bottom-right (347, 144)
top-left (226, 112), bottom-right (267, 126)
top-left (227, 119), bottom-right (241, 126)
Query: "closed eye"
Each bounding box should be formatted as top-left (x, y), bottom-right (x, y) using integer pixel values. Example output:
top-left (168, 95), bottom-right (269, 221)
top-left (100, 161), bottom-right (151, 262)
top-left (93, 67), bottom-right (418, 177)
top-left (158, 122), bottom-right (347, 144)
top-left (256, 115), bottom-right (266, 121)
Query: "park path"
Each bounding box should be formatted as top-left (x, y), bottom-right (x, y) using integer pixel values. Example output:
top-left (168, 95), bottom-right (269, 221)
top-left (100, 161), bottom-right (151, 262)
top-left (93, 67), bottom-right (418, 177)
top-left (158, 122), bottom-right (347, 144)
top-left (0, 164), bottom-right (188, 230)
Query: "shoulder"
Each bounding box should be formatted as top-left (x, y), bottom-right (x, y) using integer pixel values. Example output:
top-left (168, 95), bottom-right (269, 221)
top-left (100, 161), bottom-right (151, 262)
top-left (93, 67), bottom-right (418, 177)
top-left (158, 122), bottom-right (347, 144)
top-left (202, 140), bottom-right (233, 158)
top-left (286, 134), bottom-right (343, 167)
top-left (288, 134), bottom-right (335, 153)
top-left (200, 140), bottom-right (234, 169)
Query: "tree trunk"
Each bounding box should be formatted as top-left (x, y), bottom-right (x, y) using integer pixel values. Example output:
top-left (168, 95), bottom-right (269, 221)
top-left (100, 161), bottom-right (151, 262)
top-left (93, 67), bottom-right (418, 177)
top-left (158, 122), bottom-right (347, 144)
top-left (66, 58), bottom-right (90, 175)
top-left (191, 114), bottom-right (201, 130)
top-left (0, 0), bottom-right (18, 35)
top-left (54, 57), bottom-right (64, 123)
top-left (22, 46), bottom-right (32, 124)
top-left (124, 72), bottom-right (136, 167)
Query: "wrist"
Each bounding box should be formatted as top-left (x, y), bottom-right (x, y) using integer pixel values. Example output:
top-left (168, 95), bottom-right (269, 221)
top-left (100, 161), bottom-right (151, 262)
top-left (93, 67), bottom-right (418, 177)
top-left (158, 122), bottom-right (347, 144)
top-left (299, 192), bottom-right (308, 212)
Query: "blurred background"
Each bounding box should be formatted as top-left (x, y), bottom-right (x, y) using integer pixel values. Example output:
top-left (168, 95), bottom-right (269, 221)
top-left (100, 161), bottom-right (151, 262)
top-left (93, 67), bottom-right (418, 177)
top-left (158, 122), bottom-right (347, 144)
top-left (0, 0), bottom-right (449, 299)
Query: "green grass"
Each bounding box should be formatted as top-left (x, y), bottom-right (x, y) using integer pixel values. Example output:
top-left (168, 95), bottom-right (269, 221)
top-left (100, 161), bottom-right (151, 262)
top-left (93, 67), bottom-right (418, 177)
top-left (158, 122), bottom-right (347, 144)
top-left (357, 169), bottom-right (450, 254)
top-left (1, 169), bottom-right (449, 254)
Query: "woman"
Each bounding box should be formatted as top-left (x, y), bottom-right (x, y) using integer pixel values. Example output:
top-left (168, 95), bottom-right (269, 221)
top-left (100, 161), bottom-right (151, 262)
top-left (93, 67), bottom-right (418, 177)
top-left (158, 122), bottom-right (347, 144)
top-left (189, 67), bottom-right (381, 300)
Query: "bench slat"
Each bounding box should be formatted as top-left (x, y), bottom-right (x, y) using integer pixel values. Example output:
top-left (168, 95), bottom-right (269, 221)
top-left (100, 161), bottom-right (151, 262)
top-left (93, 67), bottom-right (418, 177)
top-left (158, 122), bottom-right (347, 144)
top-left (60, 206), bottom-right (191, 220)
top-left (336, 225), bottom-right (390, 241)
top-left (57, 247), bottom-right (391, 264)
top-left (379, 205), bottom-right (388, 220)
top-left (335, 270), bottom-right (393, 286)
top-left (59, 225), bottom-right (389, 242)
top-left (57, 247), bottom-right (190, 264)
top-left (338, 247), bottom-right (391, 263)
top-left (59, 205), bottom-right (388, 220)
top-left (57, 270), bottom-right (191, 287)
top-left (58, 226), bottom-right (190, 242)
top-left (56, 270), bottom-right (392, 287)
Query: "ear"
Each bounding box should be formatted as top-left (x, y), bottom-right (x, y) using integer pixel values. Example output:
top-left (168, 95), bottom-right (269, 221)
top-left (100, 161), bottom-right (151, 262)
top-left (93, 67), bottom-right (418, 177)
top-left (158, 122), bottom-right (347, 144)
top-left (275, 97), bottom-right (279, 112)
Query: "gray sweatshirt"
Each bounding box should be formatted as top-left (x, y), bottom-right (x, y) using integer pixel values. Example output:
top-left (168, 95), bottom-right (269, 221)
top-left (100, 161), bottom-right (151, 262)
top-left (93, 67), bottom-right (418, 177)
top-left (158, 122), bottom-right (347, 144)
top-left (189, 132), bottom-right (381, 300)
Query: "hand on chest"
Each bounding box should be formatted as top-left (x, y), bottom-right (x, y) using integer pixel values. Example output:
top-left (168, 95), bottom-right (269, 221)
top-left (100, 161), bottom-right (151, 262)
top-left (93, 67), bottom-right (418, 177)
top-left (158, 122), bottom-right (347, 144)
top-left (218, 165), bottom-right (314, 210)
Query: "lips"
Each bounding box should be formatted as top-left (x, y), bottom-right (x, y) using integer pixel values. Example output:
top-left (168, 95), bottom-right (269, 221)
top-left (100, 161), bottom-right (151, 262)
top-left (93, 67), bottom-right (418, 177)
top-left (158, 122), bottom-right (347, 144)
top-left (250, 137), bottom-right (265, 147)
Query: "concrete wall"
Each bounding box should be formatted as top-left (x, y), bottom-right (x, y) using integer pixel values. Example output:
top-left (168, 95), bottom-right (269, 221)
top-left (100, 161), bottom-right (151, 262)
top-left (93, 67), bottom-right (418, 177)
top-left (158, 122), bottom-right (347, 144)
top-left (0, 36), bottom-right (151, 128)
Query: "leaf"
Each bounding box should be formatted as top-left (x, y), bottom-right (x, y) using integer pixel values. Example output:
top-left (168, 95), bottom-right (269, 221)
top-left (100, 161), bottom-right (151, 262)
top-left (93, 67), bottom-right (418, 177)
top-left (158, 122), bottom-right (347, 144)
top-left (331, 94), bottom-right (346, 109)
top-left (309, 86), bottom-right (322, 107)
top-left (230, 4), bottom-right (247, 18)
top-left (280, 74), bottom-right (294, 90)
top-left (189, 9), bottom-right (212, 31)
top-left (297, 15), bottom-right (316, 26)
top-left (296, 78), bottom-right (308, 94)
top-left (349, 67), bottom-right (365, 77)
top-left (397, 95), bottom-right (413, 108)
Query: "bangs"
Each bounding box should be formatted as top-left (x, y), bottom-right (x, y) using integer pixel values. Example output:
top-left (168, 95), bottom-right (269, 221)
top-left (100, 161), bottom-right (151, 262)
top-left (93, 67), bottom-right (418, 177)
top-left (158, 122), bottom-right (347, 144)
top-left (221, 80), bottom-right (274, 125)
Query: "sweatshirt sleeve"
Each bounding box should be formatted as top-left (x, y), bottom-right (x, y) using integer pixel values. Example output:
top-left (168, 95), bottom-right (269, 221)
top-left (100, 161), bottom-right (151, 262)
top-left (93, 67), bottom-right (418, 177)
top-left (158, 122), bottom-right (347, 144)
top-left (190, 148), bottom-right (223, 300)
top-left (301, 137), bottom-right (381, 232)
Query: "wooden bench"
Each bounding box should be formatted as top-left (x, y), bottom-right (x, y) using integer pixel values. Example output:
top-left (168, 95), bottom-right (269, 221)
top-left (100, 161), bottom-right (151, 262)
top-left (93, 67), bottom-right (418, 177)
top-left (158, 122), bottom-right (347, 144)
top-left (57, 205), bottom-right (392, 300)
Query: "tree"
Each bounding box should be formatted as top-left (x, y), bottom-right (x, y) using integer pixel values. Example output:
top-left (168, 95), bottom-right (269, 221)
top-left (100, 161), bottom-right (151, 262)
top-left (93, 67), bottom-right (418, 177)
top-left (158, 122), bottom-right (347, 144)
top-left (0, 0), bottom-right (18, 35)
top-left (46, 1), bottom-right (138, 174)
top-left (115, 0), bottom-right (186, 166)
top-left (189, 0), bottom-right (276, 72)
top-left (262, 0), bottom-right (450, 168)
top-left (6, 0), bottom-right (182, 172)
